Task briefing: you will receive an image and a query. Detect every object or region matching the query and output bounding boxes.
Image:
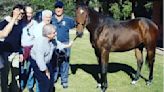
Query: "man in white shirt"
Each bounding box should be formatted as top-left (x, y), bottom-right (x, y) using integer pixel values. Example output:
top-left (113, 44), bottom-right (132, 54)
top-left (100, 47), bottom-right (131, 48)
top-left (20, 6), bottom-right (38, 92)
top-left (21, 6), bottom-right (38, 59)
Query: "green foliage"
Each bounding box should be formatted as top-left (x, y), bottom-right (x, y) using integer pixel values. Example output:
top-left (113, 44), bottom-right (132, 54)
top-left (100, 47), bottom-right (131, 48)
top-left (0, 0), bottom-right (30, 20)
top-left (122, 1), bottom-right (132, 20)
top-left (0, 0), bottom-right (76, 20)
top-left (30, 0), bottom-right (54, 11)
top-left (62, 0), bottom-right (76, 17)
top-left (30, 0), bottom-right (75, 17)
top-left (0, 0), bottom-right (153, 21)
top-left (109, 3), bottom-right (122, 20)
top-left (144, 2), bottom-right (153, 12)
top-left (109, 1), bottom-right (132, 20)
top-left (89, 0), bottom-right (101, 8)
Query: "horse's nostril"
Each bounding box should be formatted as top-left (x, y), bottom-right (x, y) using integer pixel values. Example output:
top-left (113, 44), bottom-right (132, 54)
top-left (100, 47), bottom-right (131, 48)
top-left (76, 31), bottom-right (83, 38)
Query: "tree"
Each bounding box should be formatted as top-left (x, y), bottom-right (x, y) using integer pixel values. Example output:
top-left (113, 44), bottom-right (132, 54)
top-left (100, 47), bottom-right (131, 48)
top-left (0, 0), bottom-right (30, 20)
top-left (122, 1), bottom-right (132, 20)
top-left (109, 3), bottom-right (122, 20)
top-left (0, 0), bottom-right (153, 21)
top-left (0, 0), bottom-right (76, 20)
top-left (30, 0), bottom-right (76, 17)
top-left (109, 1), bottom-right (132, 20)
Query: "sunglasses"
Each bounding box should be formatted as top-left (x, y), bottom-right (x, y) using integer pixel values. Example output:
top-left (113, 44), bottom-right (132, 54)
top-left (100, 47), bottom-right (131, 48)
top-left (21, 12), bottom-right (25, 14)
top-left (55, 6), bottom-right (63, 8)
top-left (19, 12), bottom-right (25, 17)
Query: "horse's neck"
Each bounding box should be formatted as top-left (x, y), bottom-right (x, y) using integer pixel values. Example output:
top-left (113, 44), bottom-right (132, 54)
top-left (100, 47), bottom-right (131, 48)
top-left (86, 9), bottom-right (102, 35)
top-left (86, 9), bottom-right (104, 43)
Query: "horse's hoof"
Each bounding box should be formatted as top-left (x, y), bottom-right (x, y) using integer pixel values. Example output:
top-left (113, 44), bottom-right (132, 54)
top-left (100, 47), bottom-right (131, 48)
top-left (146, 81), bottom-right (152, 86)
top-left (131, 80), bottom-right (137, 85)
top-left (101, 88), bottom-right (106, 92)
top-left (97, 83), bottom-right (101, 88)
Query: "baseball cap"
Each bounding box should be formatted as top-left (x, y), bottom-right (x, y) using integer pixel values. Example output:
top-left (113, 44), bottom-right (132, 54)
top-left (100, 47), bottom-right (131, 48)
top-left (54, 1), bottom-right (64, 8)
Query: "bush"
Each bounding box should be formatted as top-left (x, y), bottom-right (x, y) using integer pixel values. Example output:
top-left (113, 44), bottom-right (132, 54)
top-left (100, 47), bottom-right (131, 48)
top-left (109, 1), bottom-right (132, 20)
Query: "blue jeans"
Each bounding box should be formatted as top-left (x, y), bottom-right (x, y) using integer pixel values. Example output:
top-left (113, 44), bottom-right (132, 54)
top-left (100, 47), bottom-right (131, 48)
top-left (27, 68), bottom-right (39, 92)
top-left (26, 68), bottom-right (34, 89)
top-left (53, 48), bottom-right (70, 84)
top-left (20, 61), bottom-right (39, 92)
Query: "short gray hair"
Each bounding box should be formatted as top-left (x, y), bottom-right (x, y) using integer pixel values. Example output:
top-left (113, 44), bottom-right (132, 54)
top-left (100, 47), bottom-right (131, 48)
top-left (42, 10), bottom-right (52, 19)
top-left (42, 24), bottom-right (56, 37)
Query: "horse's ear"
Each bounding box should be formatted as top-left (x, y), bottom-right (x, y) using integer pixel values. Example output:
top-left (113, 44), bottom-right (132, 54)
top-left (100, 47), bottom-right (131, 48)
top-left (75, 0), bottom-right (89, 6)
top-left (84, 0), bottom-right (89, 5)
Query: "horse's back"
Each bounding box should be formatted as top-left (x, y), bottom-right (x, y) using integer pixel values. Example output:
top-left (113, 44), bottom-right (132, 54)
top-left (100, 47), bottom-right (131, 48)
top-left (119, 17), bottom-right (159, 43)
top-left (97, 17), bottom-right (159, 52)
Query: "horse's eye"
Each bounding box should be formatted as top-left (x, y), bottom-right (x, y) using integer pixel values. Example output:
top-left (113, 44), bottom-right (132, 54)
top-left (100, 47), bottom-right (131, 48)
top-left (75, 23), bottom-right (78, 27)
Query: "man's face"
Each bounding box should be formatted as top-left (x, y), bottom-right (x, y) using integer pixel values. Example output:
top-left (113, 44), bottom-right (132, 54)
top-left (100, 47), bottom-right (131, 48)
top-left (43, 14), bottom-right (52, 24)
top-left (26, 7), bottom-right (33, 21)
top-left (55, 7), bottom-right (64, 16)
top-left (48, 29), bottom-right (57, 40)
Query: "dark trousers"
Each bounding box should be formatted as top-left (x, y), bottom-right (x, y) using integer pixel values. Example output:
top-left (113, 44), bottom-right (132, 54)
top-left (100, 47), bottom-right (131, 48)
top-left (29, 57), bottom-right (54, 92)
top-left (0, 52), bottom-right (20, 92)
top-left (0, 53), bottom-right (10, 92)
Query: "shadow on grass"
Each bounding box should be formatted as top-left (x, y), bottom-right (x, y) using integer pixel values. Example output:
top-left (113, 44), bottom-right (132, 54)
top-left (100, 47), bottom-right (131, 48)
top-left (70, 62), bottom-right (138, 84)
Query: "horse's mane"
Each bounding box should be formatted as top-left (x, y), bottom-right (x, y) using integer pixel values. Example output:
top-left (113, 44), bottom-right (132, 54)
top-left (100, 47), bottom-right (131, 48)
top-left (87, 7), bottom-right (117, 26)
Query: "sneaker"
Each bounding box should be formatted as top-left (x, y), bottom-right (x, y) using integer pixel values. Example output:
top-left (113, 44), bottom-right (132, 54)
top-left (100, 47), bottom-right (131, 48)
top-left (62, 83), bottom-right (68, 89)
top-left (29, 88), bottom-right (34, 92)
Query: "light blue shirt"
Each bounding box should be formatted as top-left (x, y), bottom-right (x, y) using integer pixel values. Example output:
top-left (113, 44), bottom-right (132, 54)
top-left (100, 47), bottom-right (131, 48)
top-left (30, 37), bottom-right (55, 71)
top-left (30, 37), bottom-right (69, 71)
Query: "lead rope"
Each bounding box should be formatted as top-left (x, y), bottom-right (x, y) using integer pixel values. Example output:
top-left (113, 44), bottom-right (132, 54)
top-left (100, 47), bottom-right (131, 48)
top-left (73, 35), bottom-right (78, 41)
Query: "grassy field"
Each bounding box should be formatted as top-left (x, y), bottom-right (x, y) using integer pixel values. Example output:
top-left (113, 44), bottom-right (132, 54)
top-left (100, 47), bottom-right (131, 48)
top-left (25, 33), bottom-right (164, 92)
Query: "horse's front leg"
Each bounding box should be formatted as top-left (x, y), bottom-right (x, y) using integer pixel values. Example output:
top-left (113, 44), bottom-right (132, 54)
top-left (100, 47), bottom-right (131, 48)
top-left (93, 48), bottom-right (102, 88)
top-left (100, 49), bottom-right (109, 92)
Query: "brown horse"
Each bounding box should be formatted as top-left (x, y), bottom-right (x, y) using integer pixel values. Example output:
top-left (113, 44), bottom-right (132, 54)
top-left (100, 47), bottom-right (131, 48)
top-left (75, 4), bottom-right (158, 92)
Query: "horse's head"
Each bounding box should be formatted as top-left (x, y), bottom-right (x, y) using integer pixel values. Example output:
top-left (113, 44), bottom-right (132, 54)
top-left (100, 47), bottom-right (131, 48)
top-left (75, 5), bottom-right (89, 38)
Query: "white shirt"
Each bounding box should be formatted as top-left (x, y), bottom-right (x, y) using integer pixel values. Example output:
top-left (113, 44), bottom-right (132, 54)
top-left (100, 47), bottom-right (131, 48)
top-left (30, 37), bottom-right (69, 71)
top-left (21, 20), bottom-right (38, 47)
top-left (33, 22), bottom-right (45, 39)
top-left (30, 37), bottom-right (55, 71)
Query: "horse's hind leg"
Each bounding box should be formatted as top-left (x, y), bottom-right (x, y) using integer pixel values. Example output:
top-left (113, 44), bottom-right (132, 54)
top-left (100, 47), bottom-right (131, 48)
top-left (145, 48), bottom-right (156, 85)
top-left (100, 49), bottom-right (109, 92)
top-left (131, 48), bottom-right (143, 85)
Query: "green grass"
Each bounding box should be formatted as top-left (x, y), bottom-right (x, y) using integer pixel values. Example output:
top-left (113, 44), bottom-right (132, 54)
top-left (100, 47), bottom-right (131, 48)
top-left (25, 33), bottom-right (164, 92)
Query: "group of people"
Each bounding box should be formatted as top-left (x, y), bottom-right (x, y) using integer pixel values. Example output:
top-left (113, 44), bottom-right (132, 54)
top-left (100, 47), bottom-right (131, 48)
top-left (0, 1), bottom-right (76, 92)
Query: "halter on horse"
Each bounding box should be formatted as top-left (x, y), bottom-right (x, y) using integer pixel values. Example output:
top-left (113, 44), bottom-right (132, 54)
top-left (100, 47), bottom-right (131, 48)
top-left (75, 4), bottom-right (158, 92)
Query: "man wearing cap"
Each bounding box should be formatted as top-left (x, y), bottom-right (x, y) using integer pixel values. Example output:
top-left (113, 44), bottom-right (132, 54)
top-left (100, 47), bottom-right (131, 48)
top-left (51, 0), bottom-right (76, 88)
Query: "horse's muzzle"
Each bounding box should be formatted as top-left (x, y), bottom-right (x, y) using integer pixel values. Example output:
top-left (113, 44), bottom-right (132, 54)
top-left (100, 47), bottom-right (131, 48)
top-left (76, 31), bottom-right (83, 38)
